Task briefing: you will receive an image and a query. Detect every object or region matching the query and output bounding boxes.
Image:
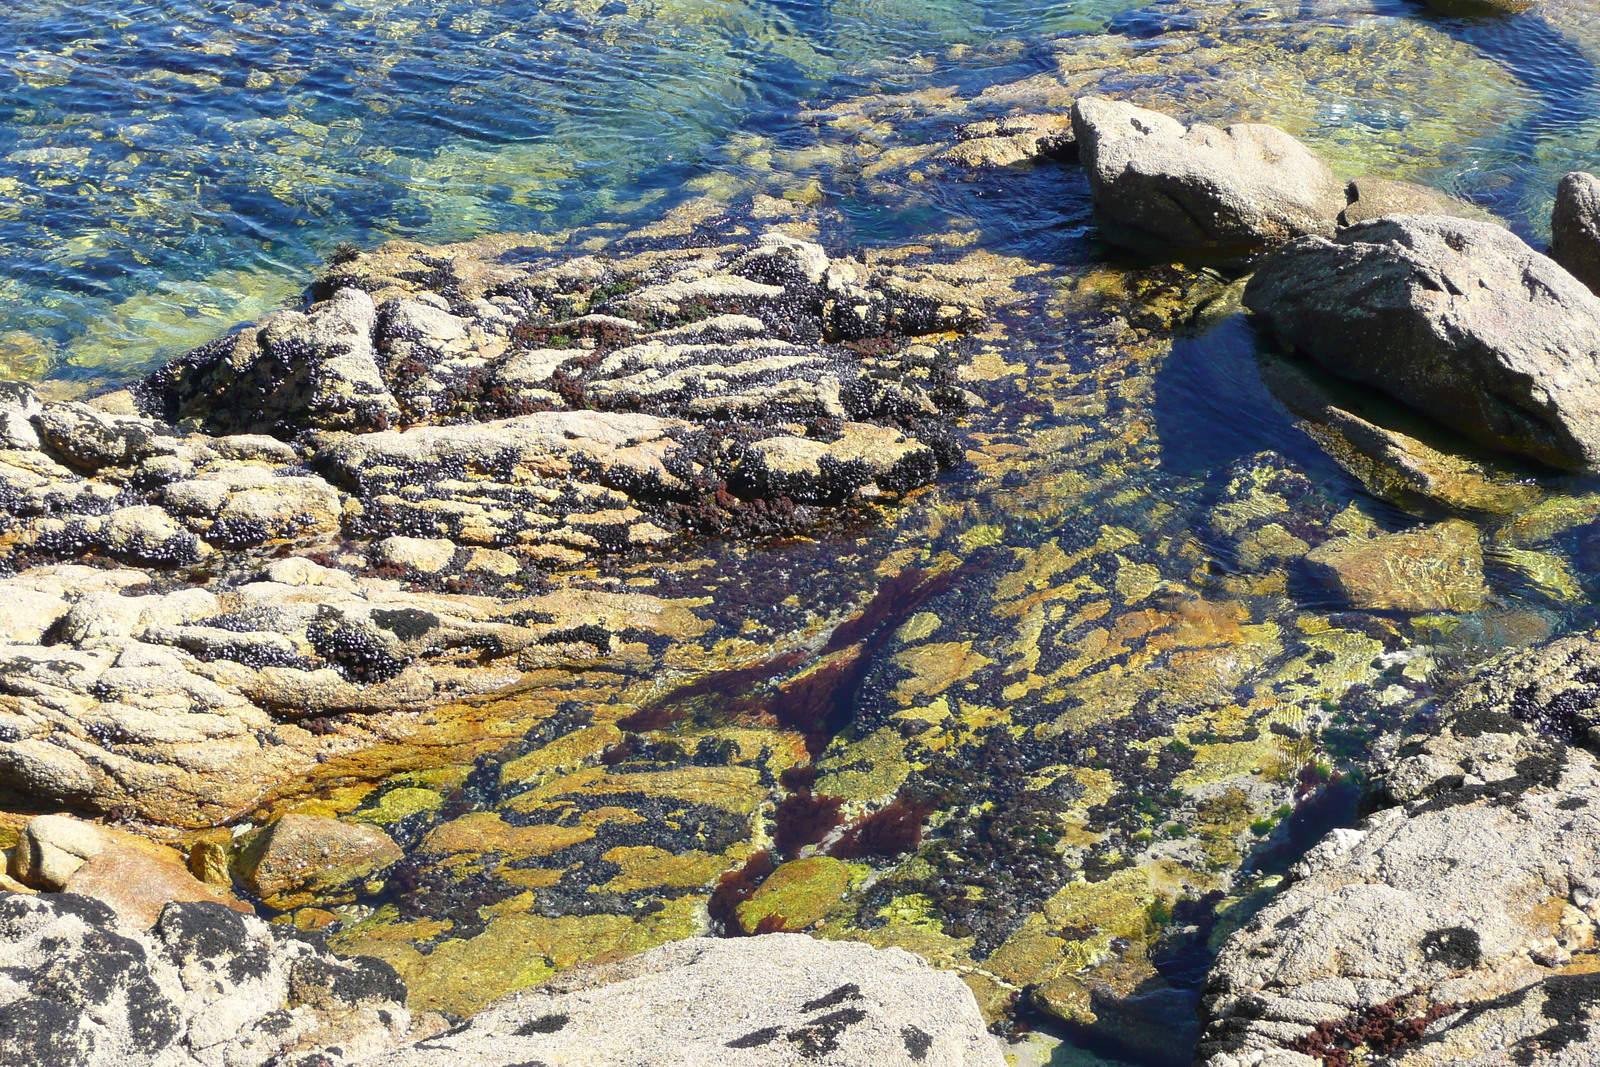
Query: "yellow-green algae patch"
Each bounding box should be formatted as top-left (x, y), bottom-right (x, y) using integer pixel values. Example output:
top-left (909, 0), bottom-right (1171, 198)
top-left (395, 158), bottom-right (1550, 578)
top-left (735, 857), bottom-right (855, 934)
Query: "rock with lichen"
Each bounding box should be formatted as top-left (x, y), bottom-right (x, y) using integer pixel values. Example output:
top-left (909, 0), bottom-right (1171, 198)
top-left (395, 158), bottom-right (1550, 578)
top-left (1195, 632), bottom-right (1600, 1067)
top-left (0, 892), bottom-right (410, 1067)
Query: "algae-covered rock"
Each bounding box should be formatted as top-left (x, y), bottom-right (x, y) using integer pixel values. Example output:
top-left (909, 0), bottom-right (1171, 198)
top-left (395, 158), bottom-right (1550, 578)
top-left (1304, 520), bottom-right (1487, 613)
top-left (234, 813), bottom-right (402, 910)
top-left (736, 857), bottom-right (854, 933)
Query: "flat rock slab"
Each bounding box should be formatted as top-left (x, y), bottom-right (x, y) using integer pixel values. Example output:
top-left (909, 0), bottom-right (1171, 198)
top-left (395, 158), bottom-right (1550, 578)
top-left (1245, 215), bottom-right (1600, 470)
top-left (361, 934), bottom-right (1006, 1067)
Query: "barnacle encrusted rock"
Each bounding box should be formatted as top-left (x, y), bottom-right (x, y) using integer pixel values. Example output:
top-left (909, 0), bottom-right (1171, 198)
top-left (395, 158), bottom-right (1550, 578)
top-left (0, 892), bottom-right (410, 1067)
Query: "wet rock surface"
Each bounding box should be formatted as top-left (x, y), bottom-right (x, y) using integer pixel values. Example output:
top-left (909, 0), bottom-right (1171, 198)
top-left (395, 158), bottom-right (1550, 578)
top-left (1196, 631), bottom-right (1600, 1067)
top-left (1245, 215), bottom-right (1600, 471)
top-left (4, 3), bottom-right (1600, 1062)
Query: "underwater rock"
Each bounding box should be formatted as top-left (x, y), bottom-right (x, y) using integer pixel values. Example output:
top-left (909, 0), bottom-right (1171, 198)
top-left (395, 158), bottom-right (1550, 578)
top-left (939, 113), bottom-right (1076, 168)
top-left (0, 892), bottom-right (410, 1067)
top-left (233, 814), bottom-right (403, 911)
top-left (1071, 96), bottom-right (1344, 252)
top-left (1257, 356), bottom-right (1542, 518)
top-left (1337, 177), bottom-right (1498, 230)
top-left (1304, 519), bottom-right (1487, 613)
top-left (1196, 637), bottom-right (1600, 1067)
top-left (1424, 0), bottom-right (1536, 12)
top-left (360, 934), bottom-right (1006, 1067)
top-left (1552, 171), bottom-right (1600, 297)
top-left (1245, 215), bottom-right (1600, 470)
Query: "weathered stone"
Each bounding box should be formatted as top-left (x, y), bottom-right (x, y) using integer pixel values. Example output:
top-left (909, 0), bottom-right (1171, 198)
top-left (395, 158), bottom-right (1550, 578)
top-left (1245, 215), bottom-right (1600, 470)
top-left (1303, 519), bottom-right (1487, 613)
top-left (233, 813), bottom-right (403, 910)
top-left (1071, 96), bottom-right (1344, 251)
top-left (373, 535), bottom-right (458, 574)
top-left (1552, 170), bottom-right (1600, 297)
top-left (1196, 639), bottom-right (1600, 1067)
top-left (63, 845), bottom-right (252, 929)
top-left (362, 935), bottom-right (1006, 1067)
top-left (0, 893), bottom-right (409, 1067)
top-left (8, 814), bottom-right (181, 891)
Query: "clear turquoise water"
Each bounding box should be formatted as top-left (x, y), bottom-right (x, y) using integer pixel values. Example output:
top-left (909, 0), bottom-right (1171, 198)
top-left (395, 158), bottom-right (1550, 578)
top-left (1, 0), bottom-right (1597, 380)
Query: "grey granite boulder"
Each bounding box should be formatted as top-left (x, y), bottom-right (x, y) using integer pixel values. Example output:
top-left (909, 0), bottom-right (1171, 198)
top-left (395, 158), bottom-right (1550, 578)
top-left (1195, 634), bottom-right (1600, 1067)
top-left (1552, 171), bottom-right (1600, 297)
top-left (1071, 97), bottom-right (1344, 251)
top-left (0, 892), bottom-right (409, 1067)
top-left (1245, 215), bottom-right (1600, 470)
top-left (361, 934), bottom-right (1006, 1067)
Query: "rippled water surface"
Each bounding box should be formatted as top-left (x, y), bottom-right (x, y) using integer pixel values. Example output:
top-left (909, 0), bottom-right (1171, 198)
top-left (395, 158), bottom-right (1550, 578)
top-left (1, 0), bottom-right (1597, 380)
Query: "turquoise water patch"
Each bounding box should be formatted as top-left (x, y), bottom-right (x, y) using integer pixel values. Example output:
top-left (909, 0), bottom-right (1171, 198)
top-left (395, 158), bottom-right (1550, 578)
top-left (3, 0), bottom-right (1597, 380)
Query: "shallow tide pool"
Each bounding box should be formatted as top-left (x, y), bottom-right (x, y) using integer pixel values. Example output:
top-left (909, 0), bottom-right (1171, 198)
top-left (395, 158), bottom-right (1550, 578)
top-left (1, 0), bottom-right (1596, 382)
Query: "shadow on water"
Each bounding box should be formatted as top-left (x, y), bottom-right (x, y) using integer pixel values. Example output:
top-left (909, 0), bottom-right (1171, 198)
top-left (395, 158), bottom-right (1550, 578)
top-left (1149, 309), bottom-right (1364, 504)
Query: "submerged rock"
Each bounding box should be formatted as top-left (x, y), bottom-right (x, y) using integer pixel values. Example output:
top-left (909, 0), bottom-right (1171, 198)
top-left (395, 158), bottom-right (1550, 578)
top-left (234, 813), bottom-right (403, 911)
top-left (1245, 215), bottom-right (1600, 470)
top-left (1304, 519), bottom-right (1487, 613)
top-left (1337, 177), bottom-right (1496, 230)
top-left (1552, 171), bottom-right (1600, 297)
top-left (1071, 96), bottom-right (1344, 252)
top-left (362, 934), bottom-right (1006, 1067)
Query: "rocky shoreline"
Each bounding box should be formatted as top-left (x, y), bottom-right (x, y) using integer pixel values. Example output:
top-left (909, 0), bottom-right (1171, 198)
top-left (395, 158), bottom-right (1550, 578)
top-left (6, 3), bottom-right (1600, 1065)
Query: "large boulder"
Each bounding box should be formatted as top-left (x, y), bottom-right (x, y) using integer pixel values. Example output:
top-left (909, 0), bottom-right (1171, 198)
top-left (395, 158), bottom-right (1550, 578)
top-left (361, 934), bottom-right (1006, 1066)
top-left (1070, 97), bottom-right (1345, 251)
top-left (1244, 215), bottom-right (1600, 470)
top-left (1195, 635), bottom-right (1600, 1067)
top-left (1551, 171), bottom-right (1600, 297)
